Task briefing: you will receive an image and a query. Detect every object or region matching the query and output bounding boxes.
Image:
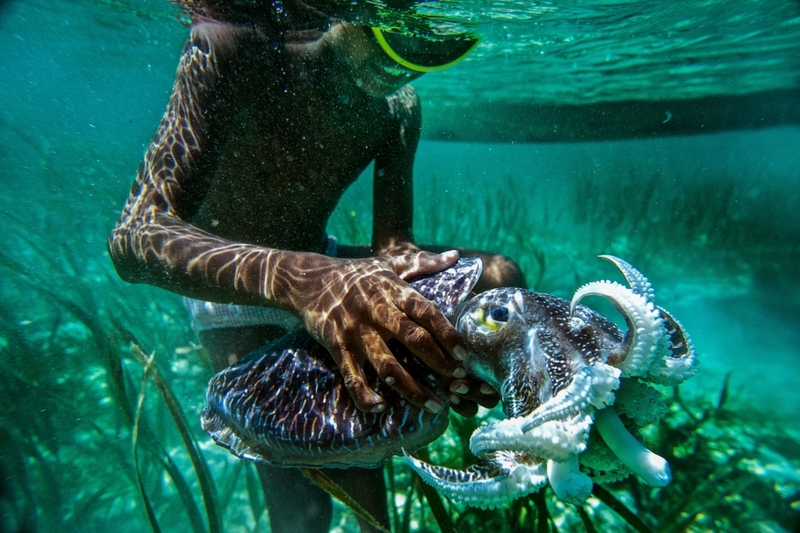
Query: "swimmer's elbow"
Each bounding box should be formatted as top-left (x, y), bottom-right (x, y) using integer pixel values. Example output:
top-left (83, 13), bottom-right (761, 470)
top-left (107, 228), bottom-right (146, 285)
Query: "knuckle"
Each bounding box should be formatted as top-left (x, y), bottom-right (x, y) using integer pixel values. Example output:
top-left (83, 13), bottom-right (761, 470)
top-left (341, 369), bottom-right (365, 395)
top-left (404, 296), bottom-right (440, 323)
top-left (416, 298), bottom-right (439, 317)
top-left (404, 326), bottom-right (433, 348)
top-left (342, 372), bottom-right (360, 391)
top-left (373, 356), bottom-right (403, 381)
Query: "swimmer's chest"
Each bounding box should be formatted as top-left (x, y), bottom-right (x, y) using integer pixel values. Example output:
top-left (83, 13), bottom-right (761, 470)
top-left (219, 84), bottom-right (399, 182)
top-left (193, 86), bottom-right (406, 246)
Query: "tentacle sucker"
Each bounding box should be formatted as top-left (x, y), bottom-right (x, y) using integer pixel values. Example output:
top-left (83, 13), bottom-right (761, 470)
top-left (470, 413), bottom-right (593, 462)
top-left (597, 255), bottom-right (655, 303)
top-left (519, 364), bottom-right (621, 433)
top-left (404, 450), bottom-right (547, 509)
top-left (646, 307), bottom-right (697, 385)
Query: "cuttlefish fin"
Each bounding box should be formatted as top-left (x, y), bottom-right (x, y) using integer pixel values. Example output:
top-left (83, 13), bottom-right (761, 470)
top-left (201, 407), bottom-right (269, 463)
top-left (404, 450), bottom-right (547, 510)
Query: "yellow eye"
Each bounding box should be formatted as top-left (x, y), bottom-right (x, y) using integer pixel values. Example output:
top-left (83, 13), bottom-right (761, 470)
top-left (470, 306), bottom-right (508, 332)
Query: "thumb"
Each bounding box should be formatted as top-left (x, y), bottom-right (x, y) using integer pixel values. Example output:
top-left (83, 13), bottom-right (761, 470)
top-left (393, 249), bottom-right (459, 281)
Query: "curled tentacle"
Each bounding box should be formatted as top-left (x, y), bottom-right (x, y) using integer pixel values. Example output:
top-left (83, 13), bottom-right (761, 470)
top-left (404, 450), bottom-right (547, 509)
top-left (571, 280), bottom-right (666, 376)
top-left (547, 455), bottom-right (593, 505)
top-left (646, 307), bottom-right (698, 385)
top-left (470, 413), bottom-right (593, 462)
top-left (518, 364), bottom-right (621, 433)
top-left (598, 255), bottom-right (655, 303)
top-left (594, 407), bottom-right (671, 487)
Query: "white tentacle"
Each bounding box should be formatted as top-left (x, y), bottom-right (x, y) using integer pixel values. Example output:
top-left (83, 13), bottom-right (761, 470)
top-left (547, 455), bottom-right (593, 504)
top-left (470, 413), bottom-right (593, 462)
top-left (598, 255), bottom-right (655, 303)
top-left (571, 280), bottom-right (667, 377)
top-left (594, 407), bottom-right (671, 487)
top-left (404, 450), bottom-right (547, 509)
top-left (647, 307), bottom-right (698, 385)
top-left (519, 364), bottom-right (621, 433)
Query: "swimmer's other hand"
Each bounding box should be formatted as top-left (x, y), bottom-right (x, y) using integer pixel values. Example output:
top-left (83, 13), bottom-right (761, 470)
top-left (276, 249), bottom-right (463, 414)
top-left (447, 377), bottom-right (501, 417)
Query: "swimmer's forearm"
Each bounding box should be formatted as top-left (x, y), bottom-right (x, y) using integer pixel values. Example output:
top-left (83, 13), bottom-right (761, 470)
top-left (108, 214), bottom-right (325, 309)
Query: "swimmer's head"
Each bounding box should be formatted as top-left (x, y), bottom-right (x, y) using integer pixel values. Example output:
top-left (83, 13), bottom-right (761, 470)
top-left (328, 22), bottom-right (479, 97)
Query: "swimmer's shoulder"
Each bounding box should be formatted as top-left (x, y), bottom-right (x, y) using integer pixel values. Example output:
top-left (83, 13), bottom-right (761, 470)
top-left (187, 20), bottom-right (262, 59)
top-left (386, 84), bottom-right (422, 127)
top-left (178, 19), bottom-right (291, 93)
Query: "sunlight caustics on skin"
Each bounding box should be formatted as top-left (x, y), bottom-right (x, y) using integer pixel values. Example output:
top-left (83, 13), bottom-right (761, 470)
top-left (201, 259), bottom-right (484, 468)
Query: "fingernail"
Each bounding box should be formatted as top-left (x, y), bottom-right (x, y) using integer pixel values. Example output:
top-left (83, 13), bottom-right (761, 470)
top-left (453, 345), bottom-right (467, 361)
top-left (370, 403), bottom-right (386, 413)
top-left (452, 366), bottom-right (467, 378)
top-left (480, 383), bottom-right (496, 395)
top-left (450, 381), bottom-right (469, 395)
top-left (424, 399), bottom-right (444, 413)
top-left (441, 250), bottom-right (458, 261)
top-left (449, 394), bottom-right (461, 405)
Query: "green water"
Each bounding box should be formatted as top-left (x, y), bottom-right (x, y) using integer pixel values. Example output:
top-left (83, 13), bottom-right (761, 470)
top-left (1, 0), bottom-right (799, 532)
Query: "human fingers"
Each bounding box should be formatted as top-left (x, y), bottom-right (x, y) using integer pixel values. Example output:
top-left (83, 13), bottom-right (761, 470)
top-left (390, 249), bottom-right (459, 281)
top-left (398, 289), bottom-right (466, 363)
top-left (363, 332), bottom-right (446, 414)
top-left (335, 342), bottom-right (387, 413)
top-left (391, 313), bottom-right (465, 379)
top-left (449, 378), bottom-right (501, 410)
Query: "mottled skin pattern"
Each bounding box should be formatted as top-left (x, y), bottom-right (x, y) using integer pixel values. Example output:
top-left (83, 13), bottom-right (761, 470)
top-left (202, 259), bottom-right (482, 468)
top-left (407, 257), bottom-right (697, 508)
top-left (462, 289), bottom-right (623, 419)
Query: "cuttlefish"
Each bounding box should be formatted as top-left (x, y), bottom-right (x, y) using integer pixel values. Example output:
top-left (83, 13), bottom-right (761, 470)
top-left (201, 256), bottom-right (696, 507)
top-left (406, 255), bottom-right (697, 507)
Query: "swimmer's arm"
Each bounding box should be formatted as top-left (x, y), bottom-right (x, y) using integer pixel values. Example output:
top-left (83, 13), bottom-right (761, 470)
top-left (109, 29), bottom-right (464, 412)
top-left (108, 23), bottom-right (279, 306)
top-left (372, 86), bottom-right (422, 254)
top-left (111, 178), bottom-right (466, 413)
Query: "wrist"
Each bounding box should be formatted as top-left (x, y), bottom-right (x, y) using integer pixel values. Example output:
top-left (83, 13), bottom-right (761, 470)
top-left (262, 250), bottom-right (335, 311)
top-left (375, 239), bottom-right (418, 257)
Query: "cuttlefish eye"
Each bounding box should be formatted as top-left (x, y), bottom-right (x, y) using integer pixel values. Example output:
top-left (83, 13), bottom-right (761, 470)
top-left (490, 306), bottom-right (509, 322)
top-left (469, 306), bottom-right (511, 332)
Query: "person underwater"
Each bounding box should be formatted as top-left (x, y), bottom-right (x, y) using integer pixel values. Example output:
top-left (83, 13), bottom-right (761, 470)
top-left (109, 1), bottom-right (522, 531)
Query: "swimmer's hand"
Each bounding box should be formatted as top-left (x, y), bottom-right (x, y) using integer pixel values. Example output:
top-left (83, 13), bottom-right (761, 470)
top-left (277, 248), bottom-right (466, 414)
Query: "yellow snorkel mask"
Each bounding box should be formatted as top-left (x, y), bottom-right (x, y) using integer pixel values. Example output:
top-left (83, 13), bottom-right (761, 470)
top-left (371, 27), bottom-right (480, 72)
